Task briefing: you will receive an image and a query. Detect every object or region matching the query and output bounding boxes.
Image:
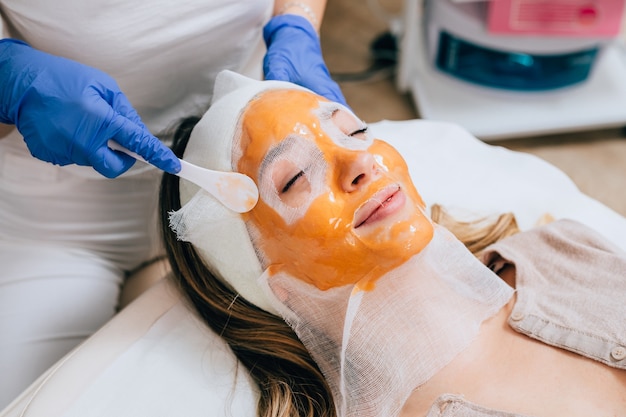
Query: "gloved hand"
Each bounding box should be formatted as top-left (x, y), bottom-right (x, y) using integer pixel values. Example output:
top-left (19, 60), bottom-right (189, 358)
top-left (263, 14), bottom-right (347, 106)
top-left (0, 39), bottom-right (180, 178)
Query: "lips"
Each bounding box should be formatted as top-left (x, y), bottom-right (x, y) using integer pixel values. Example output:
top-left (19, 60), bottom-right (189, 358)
top-left (354, 184), bottom-right (404, 228)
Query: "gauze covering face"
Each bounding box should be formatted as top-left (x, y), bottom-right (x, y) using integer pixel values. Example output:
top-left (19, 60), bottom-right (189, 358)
top-left (260, 224), bottom-right (514, 417)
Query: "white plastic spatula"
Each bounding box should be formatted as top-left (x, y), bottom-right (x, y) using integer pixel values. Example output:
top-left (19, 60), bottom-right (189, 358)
top-left (108, 140), bottom-right (259, 213)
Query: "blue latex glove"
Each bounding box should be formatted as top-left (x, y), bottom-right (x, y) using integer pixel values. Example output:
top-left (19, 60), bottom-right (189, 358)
top-left (263, 14), bottom-right (347, 106)
top-left (0, 39), bottom-right (180, 178)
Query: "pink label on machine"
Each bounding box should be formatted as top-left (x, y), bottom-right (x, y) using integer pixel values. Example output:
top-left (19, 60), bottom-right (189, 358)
top-left (487, 0), bottom-right (625, 37)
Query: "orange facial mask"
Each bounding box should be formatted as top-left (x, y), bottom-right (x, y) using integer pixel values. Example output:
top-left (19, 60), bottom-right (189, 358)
top-left (237, 90), bottom-right (434, 290)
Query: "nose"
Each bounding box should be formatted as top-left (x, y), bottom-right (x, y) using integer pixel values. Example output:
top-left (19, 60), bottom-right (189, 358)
top-left (339, 151), bottom-right (378, 192)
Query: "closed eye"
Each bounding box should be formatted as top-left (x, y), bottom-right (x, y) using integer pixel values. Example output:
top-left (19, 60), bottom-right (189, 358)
top-left (282, 170), bottom-right (304, 193)
top-left (350, 126), bottom-right (368, 138)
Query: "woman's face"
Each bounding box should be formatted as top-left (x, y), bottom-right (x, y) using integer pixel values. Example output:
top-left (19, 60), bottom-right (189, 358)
top-left (236, 89), bottom-right (433, 290)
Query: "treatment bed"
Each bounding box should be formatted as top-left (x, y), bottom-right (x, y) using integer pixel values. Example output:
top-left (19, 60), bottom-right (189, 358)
top-left (2, 119), bottom-right (625, 417)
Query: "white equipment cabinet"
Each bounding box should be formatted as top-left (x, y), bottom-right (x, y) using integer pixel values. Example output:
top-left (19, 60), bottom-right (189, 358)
top-left (395, 0), bottom-right (626, 140)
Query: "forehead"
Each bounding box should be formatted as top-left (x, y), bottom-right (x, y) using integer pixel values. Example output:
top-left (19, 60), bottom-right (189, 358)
top-left (240, 89), bottom-right (326, 152)
top-left (247, 88), bottom-right (322, 113)
top-left (235, 88), bottom-right (371, 178)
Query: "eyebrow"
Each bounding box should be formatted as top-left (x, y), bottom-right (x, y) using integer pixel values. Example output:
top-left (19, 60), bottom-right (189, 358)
top-left (258, 135), bottom-right (301, 183)
top-left (316, 102), bottom-right (340, 121)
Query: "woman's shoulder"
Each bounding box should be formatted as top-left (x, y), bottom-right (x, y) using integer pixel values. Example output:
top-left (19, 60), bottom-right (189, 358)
top-left (487, 218), bottom-right (625, 259)
top-left (481, 218), bottom-right (626, 371)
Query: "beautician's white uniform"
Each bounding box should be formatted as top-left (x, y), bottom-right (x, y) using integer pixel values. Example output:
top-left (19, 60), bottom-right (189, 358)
top-left (0, 0), bottom-right (272, 407)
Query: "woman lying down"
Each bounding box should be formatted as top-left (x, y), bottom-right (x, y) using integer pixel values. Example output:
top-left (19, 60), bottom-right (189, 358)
top-left (159, 70), bottom-right (626, 417)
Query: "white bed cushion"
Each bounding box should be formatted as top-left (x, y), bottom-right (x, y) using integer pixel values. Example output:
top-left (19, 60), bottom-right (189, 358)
top-left (1, 278), bottom-right (259, 417)
top-left (376, 120), bottom-right (626, 247)
top-left (2, 120), bottom-right (625, 417)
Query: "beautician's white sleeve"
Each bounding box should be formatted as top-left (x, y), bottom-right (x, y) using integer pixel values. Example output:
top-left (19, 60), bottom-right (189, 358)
top-left (0, 0), bottom-right (272, 409)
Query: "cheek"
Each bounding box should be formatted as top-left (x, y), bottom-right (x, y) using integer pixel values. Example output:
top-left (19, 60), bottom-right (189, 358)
top-left (283, 180), bottom-right (313, 207)
top-left (277, 190), bottom-right (354, 240)
top-left (247, 189), bottom-right (355, 258)
top-left (299, 191), bottom-right (354, 236)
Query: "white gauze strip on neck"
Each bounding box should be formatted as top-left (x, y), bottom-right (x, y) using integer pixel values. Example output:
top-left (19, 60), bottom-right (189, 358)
top-left (258, 224), bottom-right (514, 417)
top-left (169, 70), bottom-right (308, 314)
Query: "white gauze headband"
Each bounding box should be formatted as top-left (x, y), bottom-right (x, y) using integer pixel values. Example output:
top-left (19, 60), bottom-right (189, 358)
top-left (169, 70), bottom-right (308, 313)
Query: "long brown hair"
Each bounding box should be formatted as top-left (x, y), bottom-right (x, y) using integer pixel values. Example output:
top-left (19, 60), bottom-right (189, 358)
top-left (159, 116), bottom-right (336, 417)
top-left (430, 204), bottom-right (520, 256)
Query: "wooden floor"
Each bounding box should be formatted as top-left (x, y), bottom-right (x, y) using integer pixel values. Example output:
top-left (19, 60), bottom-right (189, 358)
top-left (320, 0), bottom-right (626, 218)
